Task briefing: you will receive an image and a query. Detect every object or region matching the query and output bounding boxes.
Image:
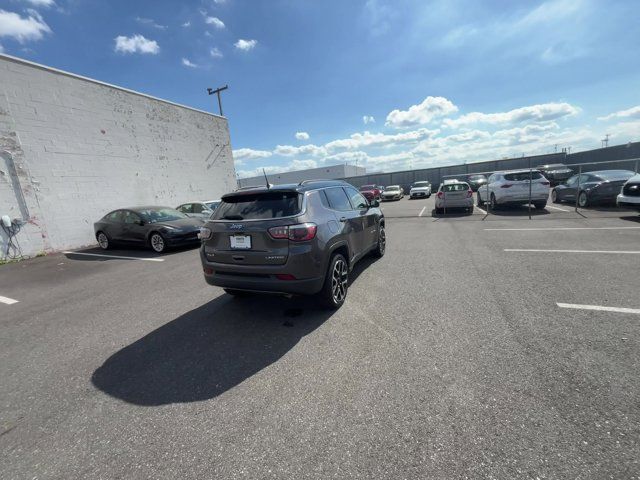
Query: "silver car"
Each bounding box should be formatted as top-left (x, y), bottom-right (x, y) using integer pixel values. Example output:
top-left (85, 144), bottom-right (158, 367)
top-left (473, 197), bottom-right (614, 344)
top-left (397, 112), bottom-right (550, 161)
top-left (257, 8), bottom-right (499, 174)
top-left (176, 200), bottom-right (221, 220)
top-left (435, 181), bottom-right (474, 214)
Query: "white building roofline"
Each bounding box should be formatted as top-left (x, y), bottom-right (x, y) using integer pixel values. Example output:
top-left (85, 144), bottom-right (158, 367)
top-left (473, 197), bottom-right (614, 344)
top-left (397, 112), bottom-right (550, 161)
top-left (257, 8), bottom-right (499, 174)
top-left (0, 53), bottom-right (226, 120)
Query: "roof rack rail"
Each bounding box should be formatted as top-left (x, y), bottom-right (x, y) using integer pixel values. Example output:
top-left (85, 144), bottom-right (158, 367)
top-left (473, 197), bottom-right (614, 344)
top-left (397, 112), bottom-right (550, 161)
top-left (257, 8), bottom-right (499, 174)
top-left (298, 179), bottom-right (346, 186)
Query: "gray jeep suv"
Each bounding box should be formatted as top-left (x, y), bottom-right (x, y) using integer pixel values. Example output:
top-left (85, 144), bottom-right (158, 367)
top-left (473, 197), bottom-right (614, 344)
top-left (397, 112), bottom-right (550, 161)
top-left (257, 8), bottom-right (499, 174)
top-left (199, 180), bottom-right (385, 308)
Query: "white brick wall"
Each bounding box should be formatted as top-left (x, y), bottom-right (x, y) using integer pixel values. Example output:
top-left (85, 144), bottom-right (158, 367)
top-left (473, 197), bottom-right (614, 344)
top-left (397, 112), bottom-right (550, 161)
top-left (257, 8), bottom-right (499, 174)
top-left (0, 54), bottom-right (236, 257)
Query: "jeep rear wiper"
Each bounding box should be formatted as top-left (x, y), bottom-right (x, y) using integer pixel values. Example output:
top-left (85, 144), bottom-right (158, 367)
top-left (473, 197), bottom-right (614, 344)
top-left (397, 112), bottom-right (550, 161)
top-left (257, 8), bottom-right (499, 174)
top-left (223, 215), bottom-right (244, 220)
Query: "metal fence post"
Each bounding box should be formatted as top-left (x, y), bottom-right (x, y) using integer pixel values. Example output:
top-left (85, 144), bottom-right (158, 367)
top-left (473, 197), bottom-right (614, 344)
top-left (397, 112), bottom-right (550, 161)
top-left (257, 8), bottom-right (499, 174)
top-left (483, 181), bottom-right (490, 220)
top-left (575, 164), bottom-right (582, 213)
top-left (528, 162), bottom-right (533, 220)
top-left (635, 159), bottom-right (639, 174)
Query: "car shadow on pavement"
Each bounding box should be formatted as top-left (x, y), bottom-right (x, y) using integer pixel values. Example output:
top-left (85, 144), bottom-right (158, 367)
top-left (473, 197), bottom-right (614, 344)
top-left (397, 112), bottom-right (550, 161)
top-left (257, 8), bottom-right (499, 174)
top-left (91, 258), bottom-right (377, 406)
top-left (430, 208), bottom-right (473, 218)
top-left (64, 244), bottom-right (199, 261)
top-left (484, 205), bottom-right (550, 216)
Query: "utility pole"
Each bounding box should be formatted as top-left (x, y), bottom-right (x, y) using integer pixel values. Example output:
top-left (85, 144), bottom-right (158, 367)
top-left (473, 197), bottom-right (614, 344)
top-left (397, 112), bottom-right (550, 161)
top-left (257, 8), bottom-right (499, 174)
top-left (601, 133), bottom-right (610, 148)
top-left (207, 85), bottom-right (229, 116)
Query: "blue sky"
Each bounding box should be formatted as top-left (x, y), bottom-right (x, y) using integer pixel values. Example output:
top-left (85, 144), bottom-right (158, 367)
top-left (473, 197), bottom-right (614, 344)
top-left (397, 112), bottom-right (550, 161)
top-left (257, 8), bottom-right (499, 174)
top-left (1, 0), bottom-right (639, 178)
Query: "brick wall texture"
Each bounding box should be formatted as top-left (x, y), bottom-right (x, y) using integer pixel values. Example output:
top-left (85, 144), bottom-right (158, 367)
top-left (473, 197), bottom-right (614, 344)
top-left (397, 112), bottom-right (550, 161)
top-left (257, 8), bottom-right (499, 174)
top-left (0, 55), bottom-right (236, 257)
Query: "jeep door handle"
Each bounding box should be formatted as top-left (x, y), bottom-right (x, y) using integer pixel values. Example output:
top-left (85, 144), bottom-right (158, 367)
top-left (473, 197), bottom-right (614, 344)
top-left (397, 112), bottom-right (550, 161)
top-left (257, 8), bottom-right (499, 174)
top-left (339, 217), bottom-right (347, 222)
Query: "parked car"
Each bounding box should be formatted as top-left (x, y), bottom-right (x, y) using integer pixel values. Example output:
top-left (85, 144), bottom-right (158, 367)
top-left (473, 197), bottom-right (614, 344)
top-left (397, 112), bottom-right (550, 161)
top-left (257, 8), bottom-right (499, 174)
top-left (94, 206), bottom-right (204, 253)
top-left (551, 170), bottom-right (636, 207)
top-left (536, 163), bottom-right (573, 186)
top-left (409, 181), bottom-right (432, 199)
top-left (176, 200), bottom-right (221, 220)
top-left (199, 180), bottom-right (385, 309)
top-left (477, 170), bottom-right (550, 209)
top-left (435, 180), bottom-right (474, 214)
top-left (359, 184), bottom-right (382, 200)
top-left (617, 173), bottom-right (640, 211)
top-left (466, 174), bottom-right (488, 192)
top-left (381, 185), bottom-right (404, 201)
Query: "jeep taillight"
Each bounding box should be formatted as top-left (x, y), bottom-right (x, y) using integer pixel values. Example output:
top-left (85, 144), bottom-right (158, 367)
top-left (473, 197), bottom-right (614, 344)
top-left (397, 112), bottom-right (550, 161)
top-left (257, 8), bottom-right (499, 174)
top-left (437, 191), bottom-right (444, 198)
top-left (268, 223), bottom-right (318, 242)
top-left (466, 189), bottom-right (473, 198)
top-left (288, 223), bottom-right (317, 241)
top-left (267, 226), bottom-right (289, 239)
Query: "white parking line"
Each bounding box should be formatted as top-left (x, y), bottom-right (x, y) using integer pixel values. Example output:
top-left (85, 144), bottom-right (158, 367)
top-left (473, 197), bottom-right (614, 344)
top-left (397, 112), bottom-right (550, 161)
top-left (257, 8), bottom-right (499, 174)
top-left (62, 251), bottom-right (165, 262)
top-left (557, 303), bottom-right (640, 315)
top-left (475, 206), bottom-right (487, 214)
top-left (546, 205), bottom-right (571, 212)
top-left (504, 248), bottom-right (640, 254)
top-left (418, 206), bottom-right (427, 217)
top-left (486, 226), bottom-right (640, 231)
top-left (0, 295), bottom-right (19, 305)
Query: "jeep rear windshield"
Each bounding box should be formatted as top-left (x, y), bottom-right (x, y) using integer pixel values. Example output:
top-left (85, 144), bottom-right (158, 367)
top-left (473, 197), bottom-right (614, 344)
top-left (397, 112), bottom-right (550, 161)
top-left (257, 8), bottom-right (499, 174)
top-left (214, 191), bottom-right (302, 220)
top-left (504, 172), bottom-right (543, 181)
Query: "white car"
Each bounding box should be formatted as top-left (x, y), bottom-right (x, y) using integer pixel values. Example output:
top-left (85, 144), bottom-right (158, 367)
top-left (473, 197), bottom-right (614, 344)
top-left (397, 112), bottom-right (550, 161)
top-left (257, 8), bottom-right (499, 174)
top-left (381, 185), bottom-right (404, 201)
top-left (176, 200), bottom-right (221, 220)
top-left (409, 181), bottom-right (432, 199)
top-left (477, 170), bottom-right (550, 209)
top-left (617, 173), bottom-right (640, 211)
top-left (435, 180), bottom-right (474, 213)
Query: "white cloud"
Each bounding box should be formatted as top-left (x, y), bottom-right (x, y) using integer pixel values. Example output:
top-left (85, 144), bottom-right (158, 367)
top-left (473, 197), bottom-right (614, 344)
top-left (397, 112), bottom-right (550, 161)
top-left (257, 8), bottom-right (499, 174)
top-left (205, 16), bottom-right (225, 29)
top-left (114, 34), bottom-right (159, 54)
top-left (23, 0), bottom-right (55, 7)
top-left (274, 144), bottom-right (327, 157)
top-left (598, 105), bottom-right (640, 121)
top-left (235, 38), bottom-right (257, 51)
top-left (444, 102), bottom-right (579, 128)
top-left (233, 148), bottom-right (273, 160)
top-left (210, 47), bottom-right (223, 58)
top-left (181, 58), bottom-right (197, 68)
top-left (295, 131), bottom-right (310, 141)
top-left (326, 128), bottom-right (439, 151)
top-left (385, 96), bottom-right (458, 128)
top-left (213, 0), bottom-right (227, 4)
top-left (0, 9), bottom-right (51, 43)
top-left (182, 21), bottom-right (191, 27)
top-left (135, 17), bottom-right (167, 30)
top-left (363, 115), bottom-right (375, 124)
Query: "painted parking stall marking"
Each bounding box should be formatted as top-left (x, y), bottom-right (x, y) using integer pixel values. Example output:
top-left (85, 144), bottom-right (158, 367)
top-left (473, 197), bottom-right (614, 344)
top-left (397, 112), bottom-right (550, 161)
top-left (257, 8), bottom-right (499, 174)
top-left (0, 295), bottom-right (19, 305)
top-left (557, 303), bottom-right (640, 315)
top-left (62, 252), bottom-right (165, 262)
top-left (487, 226), bottom-right (640, 231)
top-left (546, 205), bottom-right (571, 212)
top-left (418, 206), bottom-right (427, 217)
top-left (504, 248), bottom-right (640, 255)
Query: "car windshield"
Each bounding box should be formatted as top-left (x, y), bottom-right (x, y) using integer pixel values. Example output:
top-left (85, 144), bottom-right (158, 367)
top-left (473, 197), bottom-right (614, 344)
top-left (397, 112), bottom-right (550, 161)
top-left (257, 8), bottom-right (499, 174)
top-left (443, 183), bottom-right (469, 192)
top-left (137, 208), bottom-right (188, 223)
top-left (360, 185), bottom-right (375, 190)
top-left (504, 172), bottom-right (543, 181)
top-left (205, 201), bottom-right (221, 210)
top-left (386, 186), bottom-right (400, 191)
top-left (214, 191), bottom-right (301, 220)
top-left (413, 182), bottom-right (430, 187)
top-left (468, 175), bottom-right (486, 181)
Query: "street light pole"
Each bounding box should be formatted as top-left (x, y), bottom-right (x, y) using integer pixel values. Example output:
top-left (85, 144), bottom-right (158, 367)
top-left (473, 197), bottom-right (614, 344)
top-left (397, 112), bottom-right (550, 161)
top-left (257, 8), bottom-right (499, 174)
top-left (207, 85), bottom-right (229, 116)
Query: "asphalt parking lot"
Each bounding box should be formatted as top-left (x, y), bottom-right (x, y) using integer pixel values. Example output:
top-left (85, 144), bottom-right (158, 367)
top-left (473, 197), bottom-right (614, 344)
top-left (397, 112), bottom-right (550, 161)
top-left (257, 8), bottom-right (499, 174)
top-left (1, 196), bottom-right (639, 479)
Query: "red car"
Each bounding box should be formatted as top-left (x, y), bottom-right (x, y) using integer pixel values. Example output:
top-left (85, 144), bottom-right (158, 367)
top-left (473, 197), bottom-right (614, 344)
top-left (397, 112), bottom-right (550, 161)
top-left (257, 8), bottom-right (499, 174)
top-left (359, 184), bottom-right (382, 200)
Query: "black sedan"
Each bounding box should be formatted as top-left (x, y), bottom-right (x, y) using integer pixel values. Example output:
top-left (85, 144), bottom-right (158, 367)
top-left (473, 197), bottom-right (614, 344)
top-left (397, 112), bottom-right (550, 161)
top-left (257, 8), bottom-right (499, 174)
top-left (93, 206), bottom-right (204, 253)
top-left (536, 163), bottom-right (573, 186)
top-left (551, 170), bottom-right (636, 207)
